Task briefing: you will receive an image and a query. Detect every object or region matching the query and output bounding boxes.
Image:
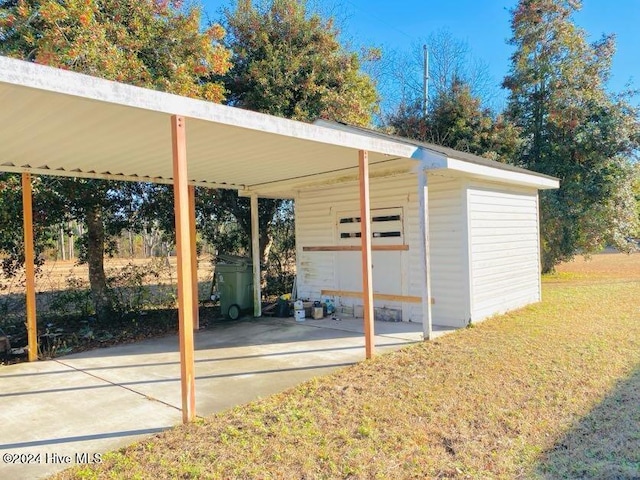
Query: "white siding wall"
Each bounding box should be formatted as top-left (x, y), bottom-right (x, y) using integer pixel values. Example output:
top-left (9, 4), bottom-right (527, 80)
top-left (295, 174), bottom-right (424, 321)
top-left (467, 183), bottom-right (541, 321)
top-left (294, 173), bottom-right (543, 327)
top-left (426, 175), bottom-right (469, 327)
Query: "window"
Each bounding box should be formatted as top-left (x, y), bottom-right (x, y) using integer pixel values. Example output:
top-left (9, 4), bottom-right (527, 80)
top-left (337, 208), bottom-right (403, 242)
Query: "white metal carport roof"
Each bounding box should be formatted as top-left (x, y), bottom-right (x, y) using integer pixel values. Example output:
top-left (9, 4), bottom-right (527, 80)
top-left (0, 56), bottom-right (422, 192)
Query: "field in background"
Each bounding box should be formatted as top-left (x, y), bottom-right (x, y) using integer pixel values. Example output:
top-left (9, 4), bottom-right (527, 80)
top-left (53, 252), bottom-right (640, 479)
top-left (0, 256), bottom-right (219, 360)
top-left (550, 250), bottom-right (640, 280)
top-left (0, 256), bottom-right (216, 295)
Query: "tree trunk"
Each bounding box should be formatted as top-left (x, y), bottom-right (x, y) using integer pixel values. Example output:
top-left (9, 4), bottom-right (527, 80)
top-left (85, 204), bottom-right (111, 320)
top-left (259, 230), bottom-right (272, 267)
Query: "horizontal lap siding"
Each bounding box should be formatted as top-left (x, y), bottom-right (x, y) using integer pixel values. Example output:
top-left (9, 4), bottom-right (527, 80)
top-left (468, 185), bottom-right (541, 321)
top-left (295, 175), bottom-right (420, 319)
top-left (427, 175), bottom-right (468, 327)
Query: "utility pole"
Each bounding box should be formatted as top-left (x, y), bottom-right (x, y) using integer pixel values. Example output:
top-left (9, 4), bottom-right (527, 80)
top-left (423, 44), bottom-right (429, 117)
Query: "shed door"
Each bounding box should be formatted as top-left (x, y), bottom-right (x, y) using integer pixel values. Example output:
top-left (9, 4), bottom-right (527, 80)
top-left (336, 208), bottom-right (403, 295)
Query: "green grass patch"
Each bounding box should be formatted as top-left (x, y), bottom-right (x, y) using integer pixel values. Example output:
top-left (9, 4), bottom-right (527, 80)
top-left (53, 254), bottom-right (640, 479)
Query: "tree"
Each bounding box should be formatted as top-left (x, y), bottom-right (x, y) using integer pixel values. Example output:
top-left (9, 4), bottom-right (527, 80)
top-left (387, 78), bottom-right (521, 163)
top-left (0, 0), bottom-right (231, 318)
top-left (200, 0), bottom-right (379, 273)
top-left (503, 0), bottom-right (640, 272)
top-left (0, 174), bottom-right (61, 276)
top-left (383, 29), bottom-right (500, 118)
top-left (221, 0), bottom-right (378, 124)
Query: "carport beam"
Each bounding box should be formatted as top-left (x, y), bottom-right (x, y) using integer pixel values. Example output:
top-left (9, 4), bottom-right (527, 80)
top-left (22, 173), bottom-right (37, 362)
top-left (359, 150), bottom-right (375, 359)
top-left (171, 115), bottom-right (196, 423)
top-left (188, 185), bottom-right (199, 330)
top-left (251, 194), bottom-right (262, 317)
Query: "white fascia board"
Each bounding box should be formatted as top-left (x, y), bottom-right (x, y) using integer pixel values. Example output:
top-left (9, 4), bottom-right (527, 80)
top-left (443, 158), bottom-right (559, 190)
top-left (0, 56), bottom-right (419, 160)
top-left (409, 142), bottom-right (558, 190)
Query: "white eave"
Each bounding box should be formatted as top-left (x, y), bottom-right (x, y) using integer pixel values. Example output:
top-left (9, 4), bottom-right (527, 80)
top-left (316, 119), bottom-right (560, 191)
top-left (414, 149), bottom-right (560, 190)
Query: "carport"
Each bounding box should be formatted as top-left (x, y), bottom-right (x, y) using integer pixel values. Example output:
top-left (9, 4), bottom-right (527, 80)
top-left (0, 56), bottom-right (431, 423)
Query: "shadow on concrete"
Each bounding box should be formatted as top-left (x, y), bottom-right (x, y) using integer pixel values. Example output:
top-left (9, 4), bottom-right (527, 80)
top-left (0, 343), bottom-right (378, 379)
top-left (0, 428), bottom-right (167, 449)
top-left (0, 360), bottom-right (358, 399)
top-left (534, 365), bottom-right (640, 479)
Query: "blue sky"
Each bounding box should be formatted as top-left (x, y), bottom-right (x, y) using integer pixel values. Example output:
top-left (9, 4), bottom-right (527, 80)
top-left (200, 0), bottom-right (640, 109)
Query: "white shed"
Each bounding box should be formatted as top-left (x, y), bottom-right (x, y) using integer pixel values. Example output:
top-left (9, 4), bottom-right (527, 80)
top-left (257, 121), bottom-right (559, 330)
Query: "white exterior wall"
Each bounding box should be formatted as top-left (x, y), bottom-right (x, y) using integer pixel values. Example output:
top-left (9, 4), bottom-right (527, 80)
top-left (295, 174), bottom-right (425, 322)
top-left (294, 173), bottom-right (544, 327)
top-left (426, 175), bottom-right (469, 327)
top-left (466, 182), bottom-right (541, 321)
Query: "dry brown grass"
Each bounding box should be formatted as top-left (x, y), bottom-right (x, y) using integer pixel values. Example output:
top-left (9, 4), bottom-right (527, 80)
top-left (54, 253), bottom-right (640, 480)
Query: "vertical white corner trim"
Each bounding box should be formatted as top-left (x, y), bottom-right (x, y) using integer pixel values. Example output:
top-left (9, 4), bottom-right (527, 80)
top-left (462, 182), bottom-right (473, 324)
top-left (250, 194), bottom-right (262, 317)
top-left (359, 150), bottom-right (375, 359)
top-left (535, 192), bottom-right (542, 301)
top-left (418, 169), bottom-right (433, 340)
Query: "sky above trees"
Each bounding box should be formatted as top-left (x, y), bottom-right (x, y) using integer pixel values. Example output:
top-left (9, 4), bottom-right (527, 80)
top-left (201, 0), bottom-right (640, 108)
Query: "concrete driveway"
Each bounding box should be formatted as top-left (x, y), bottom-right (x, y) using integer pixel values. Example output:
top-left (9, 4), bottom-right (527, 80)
top-left (0, 316), bottom-right (449, 479)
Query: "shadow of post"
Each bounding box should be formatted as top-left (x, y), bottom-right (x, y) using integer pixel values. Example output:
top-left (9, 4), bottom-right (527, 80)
top-left (535, 365), bottom-right (640, 479)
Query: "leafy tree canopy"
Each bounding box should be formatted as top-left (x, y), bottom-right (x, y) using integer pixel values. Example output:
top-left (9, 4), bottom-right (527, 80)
top-left (0, 0), bottom-right (231, 100)
top-left (503, 0), bottom-right (640, 272)
top-left (387, 78), bottom-right (521, 163)
top-left (220, 0), bottom-right (378, 125)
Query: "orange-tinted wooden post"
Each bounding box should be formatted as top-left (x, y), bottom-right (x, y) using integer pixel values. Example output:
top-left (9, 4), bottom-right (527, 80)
top-left (22, 173), bottom-right (38, 362)
top-left (171, 115), bottom-right (196, 423)
top-left (358, 150), bottom-right (375, 359)
top-left (188, 185), bottom-right (199, 330)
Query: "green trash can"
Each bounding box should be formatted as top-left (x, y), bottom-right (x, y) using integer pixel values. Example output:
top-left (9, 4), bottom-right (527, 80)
top-left (215, 255), bottom-right (254, 320)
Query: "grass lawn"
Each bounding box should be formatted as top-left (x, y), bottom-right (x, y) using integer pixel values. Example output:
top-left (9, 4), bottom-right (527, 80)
top-left (54, 253), bottom-right (640, 479)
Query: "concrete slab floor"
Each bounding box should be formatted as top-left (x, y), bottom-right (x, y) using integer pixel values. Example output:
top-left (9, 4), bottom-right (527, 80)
top-left (0, 317), bottom-right (455, 479)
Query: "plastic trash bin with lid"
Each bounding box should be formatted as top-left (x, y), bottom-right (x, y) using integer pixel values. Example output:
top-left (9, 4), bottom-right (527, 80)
top-left (214, 254), bottom-right (254, 320)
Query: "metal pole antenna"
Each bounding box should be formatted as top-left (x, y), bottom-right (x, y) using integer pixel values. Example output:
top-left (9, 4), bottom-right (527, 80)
top-left (423, 44), bottom-right (429, 117)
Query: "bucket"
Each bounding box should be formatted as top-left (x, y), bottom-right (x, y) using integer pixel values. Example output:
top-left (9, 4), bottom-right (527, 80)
top-left (294, 309), bottom-right (306, 322)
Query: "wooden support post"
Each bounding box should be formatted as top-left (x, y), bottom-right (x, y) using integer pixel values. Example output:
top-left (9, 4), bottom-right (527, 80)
top-left (188, 185), bottom-right (199, 330)
top-left (22, 173), bottom-right (38, 362)
top-left (171, 115), bottom-right (196, 423)
top-left (250, 194), bottom-right (262, 317)
top-left (418, 168), bottom-right (433, 340)
top-left (358, 150), bottom-right (375, 359)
